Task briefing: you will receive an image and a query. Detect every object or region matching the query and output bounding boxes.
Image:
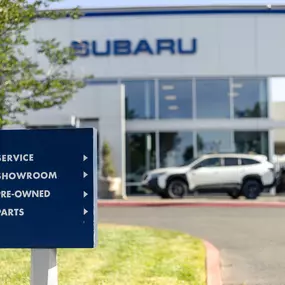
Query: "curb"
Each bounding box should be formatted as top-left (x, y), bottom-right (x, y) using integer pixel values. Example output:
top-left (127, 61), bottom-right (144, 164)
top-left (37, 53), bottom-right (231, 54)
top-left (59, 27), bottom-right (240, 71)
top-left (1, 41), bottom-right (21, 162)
top-left (204, 240), bottom-right (222, 285)
top-left (98, 200), bottom-right (285, 208)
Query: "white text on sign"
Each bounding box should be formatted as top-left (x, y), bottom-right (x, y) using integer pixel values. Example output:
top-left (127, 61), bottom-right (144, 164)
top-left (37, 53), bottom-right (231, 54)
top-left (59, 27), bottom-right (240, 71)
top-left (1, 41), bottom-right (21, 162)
top-left (0, 190), bottom-right (51, 199)
top-left (0, 154), bottom-right (34, 162)
top-left (0, 209), bottom-right (24, 216)
top-left (0, 172), bottom-right (57, 180)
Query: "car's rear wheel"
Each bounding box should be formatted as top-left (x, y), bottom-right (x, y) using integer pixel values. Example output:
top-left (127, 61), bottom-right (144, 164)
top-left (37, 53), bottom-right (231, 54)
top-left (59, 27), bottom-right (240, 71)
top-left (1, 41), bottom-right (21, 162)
top-left (242, 179), bottom-right (262, 200)
top-left (166, 179), bottom-right (187, 199)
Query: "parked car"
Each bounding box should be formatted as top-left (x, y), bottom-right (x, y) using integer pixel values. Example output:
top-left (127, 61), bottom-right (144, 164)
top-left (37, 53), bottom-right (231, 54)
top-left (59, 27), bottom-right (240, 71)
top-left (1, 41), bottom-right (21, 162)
top-left (272, 155), bottom-right (285, 193)
top-left (141, 153), bottom-right (277, 199)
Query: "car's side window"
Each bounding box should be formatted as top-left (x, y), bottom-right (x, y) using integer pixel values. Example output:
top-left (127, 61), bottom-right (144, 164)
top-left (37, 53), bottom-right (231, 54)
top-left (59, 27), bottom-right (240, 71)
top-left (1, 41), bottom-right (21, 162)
top-left (241, 158), bottom-right (260, 165)
top-left (194, 157), bottom-right (222, 169)
top-left (224, 157), bottom-right (239, 166)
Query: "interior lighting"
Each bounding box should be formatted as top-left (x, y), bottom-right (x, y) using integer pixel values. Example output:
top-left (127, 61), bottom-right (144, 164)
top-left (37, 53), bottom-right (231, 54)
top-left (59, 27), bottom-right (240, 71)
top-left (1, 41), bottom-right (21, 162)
top-left (162, 85), bottom-right (175, 90)
top-left (165, 95), bottom-right (177, 101)
top-left (168, 105), bottom-right (179, 110)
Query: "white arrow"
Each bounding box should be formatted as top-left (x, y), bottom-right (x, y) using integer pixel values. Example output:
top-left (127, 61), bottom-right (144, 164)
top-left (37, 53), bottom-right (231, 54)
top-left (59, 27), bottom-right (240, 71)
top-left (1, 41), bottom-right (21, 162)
top-left (83, 155), bottom-right (88, 161)
top-left (83, 172), bottom-right (88, 178)
top-left (84, 208), bottom-right (88, 215)
top-left (84, 191), bottom-right (88, 198)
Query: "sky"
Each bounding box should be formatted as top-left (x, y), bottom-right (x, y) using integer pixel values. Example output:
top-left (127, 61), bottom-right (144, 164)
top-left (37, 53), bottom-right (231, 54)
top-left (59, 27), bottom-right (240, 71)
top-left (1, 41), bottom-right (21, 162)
top-left (46, 0), bottom-right (285, 102)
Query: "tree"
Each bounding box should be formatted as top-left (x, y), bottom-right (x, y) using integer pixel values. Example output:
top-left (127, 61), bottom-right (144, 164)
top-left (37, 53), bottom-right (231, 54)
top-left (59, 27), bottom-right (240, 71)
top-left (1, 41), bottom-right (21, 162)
top-left (0, 0), bottom-right (90, 127)
top-left (101, 141), bottom-right (116, 178)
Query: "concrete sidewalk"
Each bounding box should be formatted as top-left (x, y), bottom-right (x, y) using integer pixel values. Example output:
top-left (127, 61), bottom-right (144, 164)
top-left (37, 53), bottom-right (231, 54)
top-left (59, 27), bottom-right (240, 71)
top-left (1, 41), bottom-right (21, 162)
top-left (124, 193), bottom-right (285, 202)
top-left (99, 199), bottom-right (285, 208)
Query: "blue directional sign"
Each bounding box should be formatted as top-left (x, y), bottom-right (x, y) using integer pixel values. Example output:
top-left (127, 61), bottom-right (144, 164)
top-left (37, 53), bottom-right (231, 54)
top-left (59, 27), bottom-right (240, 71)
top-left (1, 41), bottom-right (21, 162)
top-left (0, 128), bottom-right (97, 249)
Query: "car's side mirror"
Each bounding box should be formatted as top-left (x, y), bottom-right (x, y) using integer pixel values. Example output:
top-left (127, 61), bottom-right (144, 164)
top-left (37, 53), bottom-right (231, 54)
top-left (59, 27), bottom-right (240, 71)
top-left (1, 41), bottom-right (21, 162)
top-left (193, 164), bottom-right (202, 170)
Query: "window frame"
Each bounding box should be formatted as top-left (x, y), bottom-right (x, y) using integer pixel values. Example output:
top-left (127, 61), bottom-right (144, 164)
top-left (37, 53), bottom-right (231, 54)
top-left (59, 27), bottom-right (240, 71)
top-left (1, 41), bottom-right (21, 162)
top-left (241, 158), bottom-right (260, 165)
top-left (222, 157), bottom-right (241, 167)
top-left (192, 157), bottom-right (222, 169)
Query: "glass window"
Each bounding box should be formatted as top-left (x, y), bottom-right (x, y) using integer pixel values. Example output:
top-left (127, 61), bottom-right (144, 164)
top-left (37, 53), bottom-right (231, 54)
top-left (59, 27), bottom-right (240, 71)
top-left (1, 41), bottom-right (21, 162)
top-left (196, 79), bottom-right (230, 118)
top-left (232, 78), bottom-right (268, 118)
top-left (86, 79), bottom-right (118, 85)
top-left (123, 80), bottom-right (155, 119)
top-left (159, 79), bottom-right (193, 119)
top-left (224, 157), bottom-right (239, 166)
top-left (197, 131), bottom-right (233, 156)
top-left (241, 158), bottom-right (259, 165)
top-left (126, 133), bottom-right (156, 195)
top-left (159, 132), bottom-right (193, 168)
top-left (195, 157), bottom-right (221, 168)
top-left (234, 131), bottom-right (269, 157)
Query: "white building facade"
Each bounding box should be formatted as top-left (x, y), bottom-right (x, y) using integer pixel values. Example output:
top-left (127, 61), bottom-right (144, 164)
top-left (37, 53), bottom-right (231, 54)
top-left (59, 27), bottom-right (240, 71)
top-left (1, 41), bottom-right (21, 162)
top-left (23, 5), bottom-right (285, 195)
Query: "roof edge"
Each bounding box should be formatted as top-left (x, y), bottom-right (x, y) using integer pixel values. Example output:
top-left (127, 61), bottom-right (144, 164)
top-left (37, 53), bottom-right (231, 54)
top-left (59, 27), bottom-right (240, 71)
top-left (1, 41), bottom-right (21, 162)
top-left (43, 4), bottom-right (284, 13)
top-left (38, 5), bottom-right (285, 18)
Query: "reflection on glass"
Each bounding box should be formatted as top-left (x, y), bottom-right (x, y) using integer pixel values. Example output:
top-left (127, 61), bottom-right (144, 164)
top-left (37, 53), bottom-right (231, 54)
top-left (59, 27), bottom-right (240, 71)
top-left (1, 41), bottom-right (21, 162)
top-left (196, 79), bottom-right (230, 118)
top-left (159, 132), bottom-right (193, 168)
top-left (197, 131), bottom-right (233, 156)
top-left (159, 79), bottom-right (192, 118)
top-left (234, 131), bottom-right (269, 157)
top-left (126, 133), bottom-right (156, 195)
top-left (197, 157), bottom-right (222, 168)
top-left (232, 78), bottom-right (268, 118)
top-left (123, 80), bottom-right (155, 119)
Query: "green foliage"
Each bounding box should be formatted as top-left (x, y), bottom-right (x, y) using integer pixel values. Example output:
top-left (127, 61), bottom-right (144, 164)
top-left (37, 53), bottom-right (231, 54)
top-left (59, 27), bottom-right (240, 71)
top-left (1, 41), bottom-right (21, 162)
top-left (0, 0), bottom-right (91, 127)
top-left (101, 141), bottom-right (116, 178)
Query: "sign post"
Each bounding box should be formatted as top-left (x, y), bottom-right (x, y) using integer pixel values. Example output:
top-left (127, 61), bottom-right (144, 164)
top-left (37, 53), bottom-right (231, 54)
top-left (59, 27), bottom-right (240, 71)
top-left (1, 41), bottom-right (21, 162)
top-left (31, 249), bottom-right (57, 285)
top-left (0, 128), bottom-right (97, 284)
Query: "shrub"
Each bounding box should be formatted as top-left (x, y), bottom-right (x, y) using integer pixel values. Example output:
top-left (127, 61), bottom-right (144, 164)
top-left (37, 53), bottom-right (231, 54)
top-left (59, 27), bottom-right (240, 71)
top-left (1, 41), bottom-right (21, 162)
top-left (101, 141), bottom-right (116, 178)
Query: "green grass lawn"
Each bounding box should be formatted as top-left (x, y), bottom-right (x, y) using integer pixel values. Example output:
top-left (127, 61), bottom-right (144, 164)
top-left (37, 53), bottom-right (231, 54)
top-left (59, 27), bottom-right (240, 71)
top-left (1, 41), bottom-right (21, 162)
top-left (0, 224), bottom-right (206, 285)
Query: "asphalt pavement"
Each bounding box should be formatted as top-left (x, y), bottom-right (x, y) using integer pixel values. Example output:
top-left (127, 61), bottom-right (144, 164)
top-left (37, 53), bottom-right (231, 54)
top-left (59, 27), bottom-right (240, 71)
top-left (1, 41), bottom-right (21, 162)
top-left (99, 206), bottom-right (285, 285)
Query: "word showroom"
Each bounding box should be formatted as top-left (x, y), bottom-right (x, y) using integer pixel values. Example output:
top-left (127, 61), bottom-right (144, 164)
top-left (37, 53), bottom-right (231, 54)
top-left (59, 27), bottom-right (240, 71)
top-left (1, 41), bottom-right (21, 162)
top-left (0, 172), bottom-right (57, 180)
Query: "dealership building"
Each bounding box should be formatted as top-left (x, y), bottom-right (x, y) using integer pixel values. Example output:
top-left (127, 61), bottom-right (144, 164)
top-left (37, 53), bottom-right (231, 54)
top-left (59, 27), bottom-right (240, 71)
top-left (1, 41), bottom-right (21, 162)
top-left (21, 5), bottom-right (285, 195)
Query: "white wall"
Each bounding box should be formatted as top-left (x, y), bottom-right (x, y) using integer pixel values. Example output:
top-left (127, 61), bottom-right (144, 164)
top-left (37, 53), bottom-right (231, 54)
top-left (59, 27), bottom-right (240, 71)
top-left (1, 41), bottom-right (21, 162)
top-left (272, 102), bottom-right (285, 143)
top-left (28, 13), bottom-right (285, 78)
top-left (22, 84), bottom-right (126, 194)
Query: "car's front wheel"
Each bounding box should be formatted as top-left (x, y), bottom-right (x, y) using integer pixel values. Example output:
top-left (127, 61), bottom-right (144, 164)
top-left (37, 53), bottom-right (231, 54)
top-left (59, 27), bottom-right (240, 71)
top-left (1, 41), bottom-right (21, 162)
top-left (166, 179), bottom-right (187, 199)
top-left (242, 179), bottom-right (262, 200)
top-left (159, 193), bottom-right (170, 199)
top-left (227, 188), bottom-right (241, 199)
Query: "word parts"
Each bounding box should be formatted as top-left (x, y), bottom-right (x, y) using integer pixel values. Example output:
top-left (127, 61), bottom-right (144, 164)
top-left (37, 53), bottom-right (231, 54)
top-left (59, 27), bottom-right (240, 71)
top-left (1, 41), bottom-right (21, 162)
top-left (0, 208), bottom-right (24, 216)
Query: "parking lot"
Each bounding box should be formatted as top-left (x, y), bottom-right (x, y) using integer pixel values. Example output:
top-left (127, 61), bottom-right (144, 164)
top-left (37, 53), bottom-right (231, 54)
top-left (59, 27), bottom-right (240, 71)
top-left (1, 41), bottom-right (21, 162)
top-left (99, 206), bottom-right (285, 285)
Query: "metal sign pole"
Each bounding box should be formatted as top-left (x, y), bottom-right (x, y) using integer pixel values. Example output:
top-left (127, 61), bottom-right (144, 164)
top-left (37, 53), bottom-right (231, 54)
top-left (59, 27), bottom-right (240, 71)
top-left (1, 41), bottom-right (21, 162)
top-left (30, 249), bottom-right (58, 285)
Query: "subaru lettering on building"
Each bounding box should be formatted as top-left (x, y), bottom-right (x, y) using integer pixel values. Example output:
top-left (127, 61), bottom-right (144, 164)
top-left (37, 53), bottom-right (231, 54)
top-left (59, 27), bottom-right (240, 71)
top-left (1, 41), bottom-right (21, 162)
top-left (71, 38), bottom-right (197, 57)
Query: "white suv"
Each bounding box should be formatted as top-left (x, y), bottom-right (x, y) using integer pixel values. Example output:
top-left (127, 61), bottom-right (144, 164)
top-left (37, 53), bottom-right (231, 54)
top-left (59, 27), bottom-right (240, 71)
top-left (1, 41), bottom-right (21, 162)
top-left (141, 153), bottom-right (277, 199)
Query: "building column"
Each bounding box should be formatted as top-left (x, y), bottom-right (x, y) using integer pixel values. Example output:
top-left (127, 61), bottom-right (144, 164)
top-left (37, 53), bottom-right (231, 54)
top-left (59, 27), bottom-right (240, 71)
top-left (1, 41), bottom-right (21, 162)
top-left (99, 84), bottom-right (126, 198)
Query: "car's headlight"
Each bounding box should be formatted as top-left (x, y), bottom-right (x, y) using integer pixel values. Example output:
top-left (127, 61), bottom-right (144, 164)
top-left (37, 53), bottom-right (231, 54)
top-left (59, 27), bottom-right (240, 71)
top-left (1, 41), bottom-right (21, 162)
top-left (142, 172), bottom-right (166, 182)
top-left (149, 172), bottom-right (166, 179)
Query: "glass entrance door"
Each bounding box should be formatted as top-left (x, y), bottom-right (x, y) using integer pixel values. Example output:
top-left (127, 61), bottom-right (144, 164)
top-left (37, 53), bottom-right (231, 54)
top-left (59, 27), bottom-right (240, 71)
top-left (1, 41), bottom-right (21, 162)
top-left (126, 133), bottom-right (156, 195)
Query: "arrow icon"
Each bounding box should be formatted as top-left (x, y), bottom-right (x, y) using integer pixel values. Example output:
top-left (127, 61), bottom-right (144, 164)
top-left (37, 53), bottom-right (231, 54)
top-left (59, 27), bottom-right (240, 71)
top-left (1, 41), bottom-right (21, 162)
top-left (83, 172), bottom-right (88, 178)
top-left (84, 191), bottom-right (88, 198)
top-left (84, 208), bottom-right (88, 215)
top-left (83, 155), bottom-right (88, 161)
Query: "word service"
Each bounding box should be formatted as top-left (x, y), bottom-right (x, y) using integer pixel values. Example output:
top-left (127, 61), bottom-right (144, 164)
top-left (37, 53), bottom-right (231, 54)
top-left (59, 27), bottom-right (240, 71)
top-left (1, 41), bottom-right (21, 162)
top-left (0, 128), bottom-right (97, 249)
